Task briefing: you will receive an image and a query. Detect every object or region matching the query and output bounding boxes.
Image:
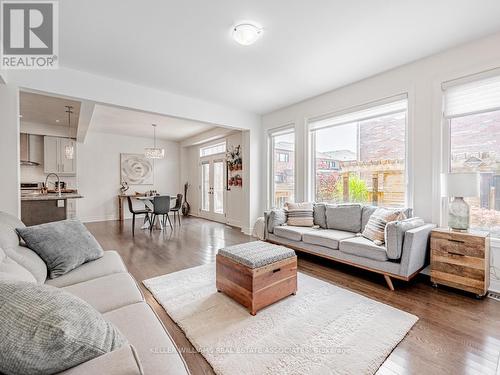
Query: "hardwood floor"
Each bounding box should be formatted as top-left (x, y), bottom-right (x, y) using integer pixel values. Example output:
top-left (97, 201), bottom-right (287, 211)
top-left (86, 217), bottom-right (500, 375)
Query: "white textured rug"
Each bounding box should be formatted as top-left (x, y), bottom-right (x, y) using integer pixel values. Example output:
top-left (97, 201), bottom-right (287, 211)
top-left (144, 264), bottom-right (417, 375)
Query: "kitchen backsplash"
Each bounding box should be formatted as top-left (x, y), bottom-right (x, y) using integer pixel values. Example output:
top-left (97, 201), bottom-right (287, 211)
top-left (20, 165), bottom-right (77, 189)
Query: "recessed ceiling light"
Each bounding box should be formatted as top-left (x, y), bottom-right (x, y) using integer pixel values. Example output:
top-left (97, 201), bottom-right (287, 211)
top-left (232, 22), bottom-right (263, 46)
top-left (56, 119), bottom-right (60, 123)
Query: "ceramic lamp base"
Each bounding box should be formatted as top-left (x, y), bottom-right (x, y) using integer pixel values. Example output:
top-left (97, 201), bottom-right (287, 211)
top-left (448, 196), bottom-right (470, 231)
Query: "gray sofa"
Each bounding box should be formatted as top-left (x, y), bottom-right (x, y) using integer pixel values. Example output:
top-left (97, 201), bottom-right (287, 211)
top-left (0, 211), bottom-right (190, 375)
top-left (265, 203), bottom-right (436, 289)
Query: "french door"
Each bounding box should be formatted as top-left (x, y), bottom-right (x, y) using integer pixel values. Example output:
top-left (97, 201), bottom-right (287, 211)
top-left (200, 157), bottom-right (225, 222)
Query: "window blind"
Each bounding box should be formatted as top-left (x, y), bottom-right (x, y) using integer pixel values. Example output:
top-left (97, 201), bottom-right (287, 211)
top-left (444, 73), bottom-right (500, 119)
top-left (309, 95), bottom-right (408, 132)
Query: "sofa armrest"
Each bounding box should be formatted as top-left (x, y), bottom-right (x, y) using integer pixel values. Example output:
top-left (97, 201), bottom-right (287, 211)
top-left (399, 223), bottom-right (436, 278)
top-left (58, 345), bottom-right (143, 375)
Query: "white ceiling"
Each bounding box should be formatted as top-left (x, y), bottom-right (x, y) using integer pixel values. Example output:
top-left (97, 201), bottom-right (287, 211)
top-left (89, 104), bottom-right (217, 141)
top-left (20, 92), bottom-right (81, 127)
top-left (60, 1), bottom-right (500, 114)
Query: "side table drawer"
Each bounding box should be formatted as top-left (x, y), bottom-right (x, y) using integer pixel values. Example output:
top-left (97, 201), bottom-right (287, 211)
top-left (431, 235), bottom-right (485, 258)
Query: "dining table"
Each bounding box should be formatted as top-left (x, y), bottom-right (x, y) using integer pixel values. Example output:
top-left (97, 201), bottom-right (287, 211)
top-left (136, 195), bottom-right (176, 230)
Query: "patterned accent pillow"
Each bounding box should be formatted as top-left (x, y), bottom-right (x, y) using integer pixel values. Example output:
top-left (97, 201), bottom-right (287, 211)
top-left (362, 207), bottom-right (406, 245)
top-left (287, 209), bottom-right (314, 227)
top-left (286, 202), bottom-right (314, 210)
top-left (285, 202), bottom-right (314, 227)
top-left (0, 280), bottom-right (127, 375)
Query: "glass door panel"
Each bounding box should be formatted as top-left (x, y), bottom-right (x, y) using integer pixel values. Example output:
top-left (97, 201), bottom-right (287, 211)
top-left (213, 160), bottom-right (224, 214)
top-left (201, 162), bottom-right (210, 212)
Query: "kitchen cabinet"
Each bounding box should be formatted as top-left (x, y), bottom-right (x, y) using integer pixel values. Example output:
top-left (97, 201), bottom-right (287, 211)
top-left (44, 136), bottom-right (76, 175)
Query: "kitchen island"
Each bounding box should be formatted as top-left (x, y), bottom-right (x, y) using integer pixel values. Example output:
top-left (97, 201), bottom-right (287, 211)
top-left (21, 193), bottom-right (83, 226)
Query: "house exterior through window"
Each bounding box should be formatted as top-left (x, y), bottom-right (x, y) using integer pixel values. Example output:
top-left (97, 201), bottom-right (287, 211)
top-left (309, 96), bottom-right (408, 207)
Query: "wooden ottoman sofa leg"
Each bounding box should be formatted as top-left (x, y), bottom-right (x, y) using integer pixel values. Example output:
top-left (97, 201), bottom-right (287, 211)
top-left (384, 275), bottom-right (395, 291)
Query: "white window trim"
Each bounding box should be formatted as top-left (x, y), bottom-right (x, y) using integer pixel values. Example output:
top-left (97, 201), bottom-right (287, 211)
top-left (306, 94), bottom-right (410, 207)
top-left (267, 124), bottom-right (295, 209)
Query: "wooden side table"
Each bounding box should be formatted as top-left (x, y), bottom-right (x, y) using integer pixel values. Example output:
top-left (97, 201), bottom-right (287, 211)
top-left (430, 228), bottom-right (490, 298)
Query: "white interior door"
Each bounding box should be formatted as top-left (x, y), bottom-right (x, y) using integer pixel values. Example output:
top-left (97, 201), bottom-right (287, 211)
top-left (200, 158), bottom-right (226, 222)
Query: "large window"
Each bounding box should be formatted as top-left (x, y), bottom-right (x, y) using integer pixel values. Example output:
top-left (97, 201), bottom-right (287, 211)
top-left (309, 97), bottom-right (407, 207)
top-left (269, 128), bottom-right (295, 208)
top-left (444, 72), bottom-right (500, 236)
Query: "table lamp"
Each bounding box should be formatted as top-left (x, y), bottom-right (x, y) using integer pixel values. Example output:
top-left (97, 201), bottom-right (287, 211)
top-left (442, 172), bottom-right (480, 231)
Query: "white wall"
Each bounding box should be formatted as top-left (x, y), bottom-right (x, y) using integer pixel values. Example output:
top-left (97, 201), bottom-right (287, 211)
top-left (76, 132), bottom-right (180, 222)
top-left (0, 84), bottom-right (20, 217)
top-left (262, 31), bottom-right (500, 291)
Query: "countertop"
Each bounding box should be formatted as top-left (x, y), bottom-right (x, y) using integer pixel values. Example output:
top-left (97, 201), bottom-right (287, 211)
top-left (21, 193), bottom-right (84, 201)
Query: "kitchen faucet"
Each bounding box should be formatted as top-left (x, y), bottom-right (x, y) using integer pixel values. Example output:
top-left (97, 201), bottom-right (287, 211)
top-left (45, 173), bottom-right (62, 197)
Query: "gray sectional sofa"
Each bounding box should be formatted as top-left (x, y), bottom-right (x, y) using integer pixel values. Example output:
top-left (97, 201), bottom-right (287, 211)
top-left (0, 211), bottom-right (190, 375)
top-left (265, 203), bottom-right (436, 289)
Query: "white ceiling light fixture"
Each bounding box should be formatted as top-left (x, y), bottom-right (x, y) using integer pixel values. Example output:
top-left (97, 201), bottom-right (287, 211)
top-left (145, 124), bottom-right (165, 159)
top-left (232, 22), bottom-right (263, 46)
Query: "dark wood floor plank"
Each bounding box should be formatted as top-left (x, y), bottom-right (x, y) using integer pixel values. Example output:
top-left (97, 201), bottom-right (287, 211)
top-left (85, 217), bottom-right (500, 375)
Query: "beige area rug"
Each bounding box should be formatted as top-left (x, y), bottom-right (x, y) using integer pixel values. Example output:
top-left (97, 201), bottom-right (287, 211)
top-left (144, 264), bottom-right (417, 375)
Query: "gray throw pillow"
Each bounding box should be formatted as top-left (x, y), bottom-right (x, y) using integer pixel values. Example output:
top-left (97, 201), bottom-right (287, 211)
top-left (326, 204), bottom-right (362, 233)
top-left (267, 209), bottom-right (287, 233)
top-left (0, 280), bottom-right (127, 375)
top-left (313, 203), bottom-right (327, 228)
top-left (385, 217), bottom-right (425, 259)
top-left (16, 220), bottom-right (104, 279)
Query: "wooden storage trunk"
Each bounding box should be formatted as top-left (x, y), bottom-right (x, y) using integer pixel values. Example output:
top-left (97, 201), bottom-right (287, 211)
top-left (216, 254), bottom-right (297, 315)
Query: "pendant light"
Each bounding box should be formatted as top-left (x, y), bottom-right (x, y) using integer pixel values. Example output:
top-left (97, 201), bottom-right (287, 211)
top-left (144, 124), bottom-right (165, 159)
top-left (64, 105), bottom-right (74, 159)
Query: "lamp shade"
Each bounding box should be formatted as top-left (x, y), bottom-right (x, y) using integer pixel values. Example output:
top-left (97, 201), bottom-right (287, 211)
top-left (442, 172), bottom-right (480, 198)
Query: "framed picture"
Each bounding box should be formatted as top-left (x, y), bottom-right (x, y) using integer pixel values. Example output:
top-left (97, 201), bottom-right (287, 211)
top-left (120, 153), bottom-right (154, 185)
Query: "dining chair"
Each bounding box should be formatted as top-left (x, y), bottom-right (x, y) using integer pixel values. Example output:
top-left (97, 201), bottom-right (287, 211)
top-left (150, 195), bottom-right (173, 232)
top-left (170, 194), bottom-right (183, 226)
top-left (127, 196), bottom-right (151, 236)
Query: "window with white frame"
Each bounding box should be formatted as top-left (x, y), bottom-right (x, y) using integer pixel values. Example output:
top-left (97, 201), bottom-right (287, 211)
top-left (443, 72), bottom-right (500, 236)
top-left (309, 96), bottom-right (408, 206)
top-left (269, 127), bottom-right (295, 208)
top-left (199, 141), bottom-right (226, 157)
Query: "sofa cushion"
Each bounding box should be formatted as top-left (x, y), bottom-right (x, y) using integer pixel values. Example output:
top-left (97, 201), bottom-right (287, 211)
top-left (104, 302), bottom-right (189, 375)
top-left (273, 226), bottom-right (315, 241)
top-left (45, 251), bottom-right (127, 288)
top-left (63, 273), bottom-right (144, 313)
top-left (0, 212), bottom-right (46, 282)
top-left (267, 209), bottom-right (287, 233)
top-left (362, 207), bottom-right (406, 244)
top-left (302, 229), bottom-right (356, 250)
top-left (3, 245), bottom-right (47, 283)
top-left (326, 204), bottom-right (362, 233)
top-left (0, 211), bottom-right (25, 249)
top-left (59, 345), bottom-right (143, 375)
top-left (339, 236), bottom-right (388, 261)
top-left (0, 280), bottom-right (127, 375)
top-left (385, 217), bottom-right (425, 260)
top-left (313, 203), bottom-right (327, 228)
top-left (0, 248), bottom-right (36, 283)
top-left (16, 220), bottom-right (104, 279)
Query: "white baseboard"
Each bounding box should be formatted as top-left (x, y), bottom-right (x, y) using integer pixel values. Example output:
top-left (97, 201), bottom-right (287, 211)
top-left (490, 279), bottom-right (500, 294)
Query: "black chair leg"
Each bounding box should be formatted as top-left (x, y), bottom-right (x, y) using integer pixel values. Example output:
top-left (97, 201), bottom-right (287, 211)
top-left (178, 211), bottom-right (181, 225)
top-left (149, 214), bottom-right (155, 233)
top-left (167, 214), bottom-right (173, 229)
top-left (132, 214), bottom-right (135, 236)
